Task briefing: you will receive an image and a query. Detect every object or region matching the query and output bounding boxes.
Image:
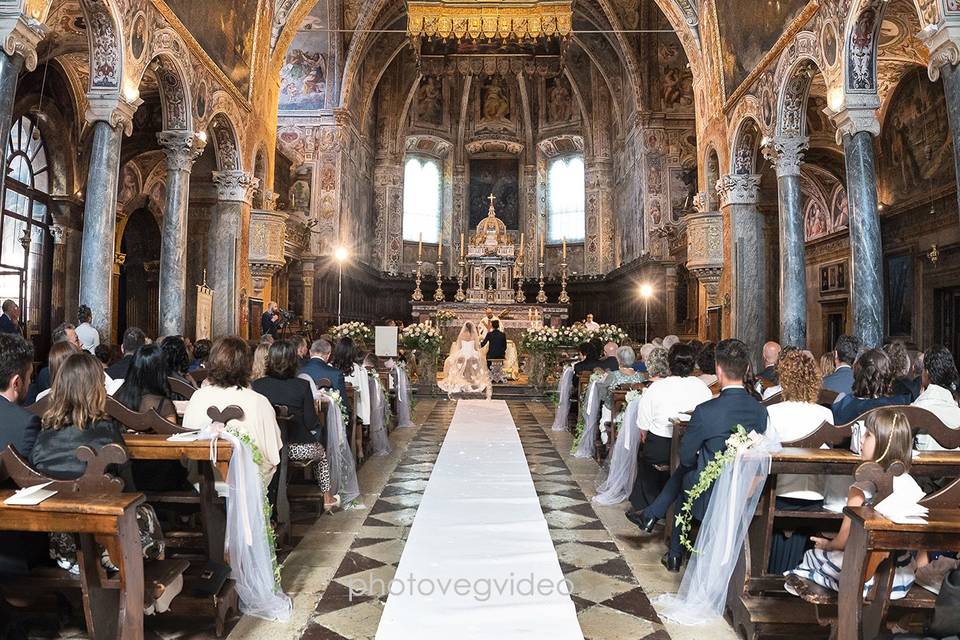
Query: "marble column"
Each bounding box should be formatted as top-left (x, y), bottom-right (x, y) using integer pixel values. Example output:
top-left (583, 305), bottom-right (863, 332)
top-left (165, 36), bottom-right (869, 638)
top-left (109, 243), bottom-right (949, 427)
top-left (0, 17), bottom-right (43, 184)
top-left (301, 257), bottom-right (315, 324)
top-left (79, 119), bottom-right (126, 340)
top-left (209, 170), bottom-right (258, 337)
top-left (923, 30), bottom-right (960, 224)
top-left (0, 51), bottom-right (22, 183)
top-left (763, 136), bottom-right (809, 348)
top-left (157, 131), bottom-right (205, 336)
top-left (842, 129), bottom-right (884, 348)
top-left (717, 174), bottom-right (766, 363)
top-left (49, 224), bottom-right (68, 326)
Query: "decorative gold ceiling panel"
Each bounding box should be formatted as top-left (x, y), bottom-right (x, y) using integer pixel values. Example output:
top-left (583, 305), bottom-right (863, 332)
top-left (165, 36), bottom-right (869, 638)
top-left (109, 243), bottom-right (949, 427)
top-left (407, 1), bottom-right (573, 41)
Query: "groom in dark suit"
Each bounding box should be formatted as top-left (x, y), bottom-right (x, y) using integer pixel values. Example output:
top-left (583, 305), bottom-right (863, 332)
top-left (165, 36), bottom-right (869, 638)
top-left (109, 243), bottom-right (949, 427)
top-left (631, 338), bottom-right (768, 571)
top-left (480, 319), bottom-right (507, 368)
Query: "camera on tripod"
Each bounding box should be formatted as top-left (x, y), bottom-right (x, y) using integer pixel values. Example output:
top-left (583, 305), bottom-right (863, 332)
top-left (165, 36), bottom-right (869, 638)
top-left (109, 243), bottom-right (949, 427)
top-left (276, 308), bottom-right (295, 327)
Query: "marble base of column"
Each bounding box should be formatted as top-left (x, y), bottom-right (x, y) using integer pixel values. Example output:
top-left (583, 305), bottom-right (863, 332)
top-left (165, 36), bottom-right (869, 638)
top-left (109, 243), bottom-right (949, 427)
top-left (940, 63), bottom-right (960, 227)
top-left (79, 120), bottom-right (123, 339)
top-left (843, 130), bottom-right (884, 348)
top-left (777, 173), bottom-right (807, 348)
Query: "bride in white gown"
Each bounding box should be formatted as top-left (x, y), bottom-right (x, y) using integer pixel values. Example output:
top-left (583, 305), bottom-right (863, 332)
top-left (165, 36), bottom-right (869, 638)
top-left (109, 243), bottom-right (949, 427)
top-left (438, 321), bottom-right (492, 400)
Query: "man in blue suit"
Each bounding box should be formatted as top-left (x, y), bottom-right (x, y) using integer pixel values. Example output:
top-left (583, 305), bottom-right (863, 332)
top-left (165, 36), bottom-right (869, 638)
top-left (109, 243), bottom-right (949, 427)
top-left (632, 338), bottom-right (768, 571)
top-left (0, 300), bottom-right (21, 335)
top-left (822, 334), bottom-right (860, 396)
top-left (299, 337), bottom-right (349, 424)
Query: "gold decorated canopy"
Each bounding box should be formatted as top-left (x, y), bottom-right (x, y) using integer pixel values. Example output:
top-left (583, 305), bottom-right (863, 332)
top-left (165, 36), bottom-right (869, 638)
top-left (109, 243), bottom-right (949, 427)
top-left (407, 1), bottom-right (573, 41)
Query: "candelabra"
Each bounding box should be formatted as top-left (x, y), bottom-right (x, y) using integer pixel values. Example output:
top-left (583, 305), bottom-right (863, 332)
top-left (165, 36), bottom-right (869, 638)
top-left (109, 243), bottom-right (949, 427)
top-left (433, 259), bottom-right (445, 302)
top-left (536, 261), bottom-right (547, 303)
top-left (412, 260), bottom-right (424, 301)
top-left (514, 258), bottom-right (526, 303)
top-left (454, 259), bottom-right (466, 302)
top-left (558, 260), bottom-right (570, 304)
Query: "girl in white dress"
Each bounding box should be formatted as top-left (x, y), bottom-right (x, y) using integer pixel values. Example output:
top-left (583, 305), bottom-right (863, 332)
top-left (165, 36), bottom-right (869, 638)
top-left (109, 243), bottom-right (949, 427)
top-left (438, 322), bottom-right (491, 400)
top-left (786, 408), bottom-right (919, 599)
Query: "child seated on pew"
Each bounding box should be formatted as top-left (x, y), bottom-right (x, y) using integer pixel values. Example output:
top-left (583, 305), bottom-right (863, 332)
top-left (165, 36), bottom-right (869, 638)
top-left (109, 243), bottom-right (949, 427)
top-left (785, 408), bottom-right (919, 599)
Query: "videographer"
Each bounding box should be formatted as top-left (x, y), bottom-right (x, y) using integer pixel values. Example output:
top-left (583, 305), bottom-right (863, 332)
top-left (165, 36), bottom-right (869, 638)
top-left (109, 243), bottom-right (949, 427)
top-left (261, 301), bottom-right (281, 339)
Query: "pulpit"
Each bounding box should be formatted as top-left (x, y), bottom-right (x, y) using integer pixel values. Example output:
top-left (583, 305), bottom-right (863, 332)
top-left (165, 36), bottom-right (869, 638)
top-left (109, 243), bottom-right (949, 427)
top-left (466, 194), bottom-right (517, 305)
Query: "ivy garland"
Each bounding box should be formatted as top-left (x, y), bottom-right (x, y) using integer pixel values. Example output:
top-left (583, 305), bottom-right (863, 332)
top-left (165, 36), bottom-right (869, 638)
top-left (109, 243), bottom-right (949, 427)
top-left (676, 425), bottom-right (761, 554)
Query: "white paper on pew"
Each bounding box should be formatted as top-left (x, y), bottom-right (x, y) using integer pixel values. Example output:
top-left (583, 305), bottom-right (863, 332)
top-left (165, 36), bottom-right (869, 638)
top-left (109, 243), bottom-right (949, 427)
top-left (5, 481), bottom-right (57, 505)
top-left (167, 431), bottom-right (201, 442)
top-left (875, 481), bottom-right (927, 524)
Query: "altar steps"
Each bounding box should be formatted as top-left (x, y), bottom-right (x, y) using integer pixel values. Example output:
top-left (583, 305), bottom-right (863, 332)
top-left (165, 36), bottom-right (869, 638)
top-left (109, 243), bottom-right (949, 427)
top-left (413, 383), bottom-right (546, 400)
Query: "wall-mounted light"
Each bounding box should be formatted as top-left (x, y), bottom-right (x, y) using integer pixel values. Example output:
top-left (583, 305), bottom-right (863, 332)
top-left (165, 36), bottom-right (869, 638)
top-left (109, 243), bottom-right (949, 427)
top-left (929, 244), bottom-right (939, 265)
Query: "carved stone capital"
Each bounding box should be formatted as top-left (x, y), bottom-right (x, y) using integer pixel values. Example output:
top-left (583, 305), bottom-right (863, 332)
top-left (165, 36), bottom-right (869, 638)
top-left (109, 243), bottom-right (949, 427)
top-left (2, 15), bottom-right (45, 71)
top-left (717, 174), bottom-right (761, 206)
top-left (689, 266), bottom-right (723, 307)
top-left (85, 94), bottom-right (143, 136)
top-left (830, 105), bottom-right (880, 144)
top-left (262, 190), bottom-right (279, 211)
top-left (49, 223), bottom-right (68, 245)
top-left (762, 136), bottom-right (808, 178)
top-left (921, 23), bottom-right (960, 81)
top-left (157, 130), bottom-right (206, 173)
top-left (249, 262), bottom-right (283, 297)
top-left (212, 170), bottom-right (259, 204)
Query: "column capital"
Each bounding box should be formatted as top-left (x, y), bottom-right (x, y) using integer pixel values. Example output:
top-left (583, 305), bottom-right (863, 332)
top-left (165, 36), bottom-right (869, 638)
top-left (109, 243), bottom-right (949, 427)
top-left (716, 174), bottom-right (761, 206)
top-left (921, 22), bottom-right (960, 81)
top-left (2, 15), bottom-right (45, 71)
top-left (829, 94), bottom-right (881, 144)
top-left (212, 170), bottom-right (260, 204)
top-left (85, 94), bottom-right (143, 136)
top-left (157, 130), bottom-right (207, 172)
top-left (49, 223), bottom-right (69, 245)
top-left (762, 136), bottom-right (808, 178)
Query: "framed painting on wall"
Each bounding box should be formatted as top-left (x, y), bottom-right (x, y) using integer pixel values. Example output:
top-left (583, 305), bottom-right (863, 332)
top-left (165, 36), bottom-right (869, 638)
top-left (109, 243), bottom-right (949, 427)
top-left (886, 253), bottom-right (913, 338)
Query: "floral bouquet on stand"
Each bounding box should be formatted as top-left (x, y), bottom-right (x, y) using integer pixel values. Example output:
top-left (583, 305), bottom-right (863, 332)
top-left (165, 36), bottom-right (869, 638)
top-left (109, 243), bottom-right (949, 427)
top-left (435, 309), bottom-right (457, 326)
top-left (592, 323), bottom-right (629, 344)
top-left (330, 321), bottom-right (373, 348)
top-left (401, 323), bottom-right (443, 384)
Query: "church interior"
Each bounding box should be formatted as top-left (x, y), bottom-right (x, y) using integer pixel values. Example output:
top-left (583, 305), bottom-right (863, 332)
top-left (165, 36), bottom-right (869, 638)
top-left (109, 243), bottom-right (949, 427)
top-left (0, 0), bottom-right (960, 638)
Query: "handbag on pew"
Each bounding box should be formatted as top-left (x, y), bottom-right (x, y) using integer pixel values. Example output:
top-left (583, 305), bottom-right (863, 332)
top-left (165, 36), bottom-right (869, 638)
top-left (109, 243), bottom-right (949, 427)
top-left (192, 560), bottom-right (231, 598)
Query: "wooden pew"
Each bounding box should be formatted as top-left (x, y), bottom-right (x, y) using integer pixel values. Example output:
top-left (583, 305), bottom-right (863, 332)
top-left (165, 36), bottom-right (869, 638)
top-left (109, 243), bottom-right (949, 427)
top-left (0, 443), bottom-right (189, 640)
top-left (190, 368), bottom-right (209, 385)
top-left (600, 383), bottom-right (646, 460)
top-left (726, 406), bottom-right (960, 640)
top-left (167, 376), bottom-right (197, 400)
top-left (106, 397), bottom-right (189, 435)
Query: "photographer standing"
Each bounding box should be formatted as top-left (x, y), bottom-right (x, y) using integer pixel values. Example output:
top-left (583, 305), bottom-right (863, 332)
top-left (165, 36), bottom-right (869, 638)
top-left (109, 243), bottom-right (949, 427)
top-left (261, 301), bottom-right (281, 339)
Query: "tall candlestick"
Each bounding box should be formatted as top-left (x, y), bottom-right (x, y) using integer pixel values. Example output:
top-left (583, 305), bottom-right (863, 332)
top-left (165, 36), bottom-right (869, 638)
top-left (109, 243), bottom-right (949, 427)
top-left (540, 236), bottom-right (544, 260)
top-left (418, 233), bottom-right (423, 259)
top-left (562, 237), bottom-right (567, 260)
top-left (460, 233), bottom-right (465, 257)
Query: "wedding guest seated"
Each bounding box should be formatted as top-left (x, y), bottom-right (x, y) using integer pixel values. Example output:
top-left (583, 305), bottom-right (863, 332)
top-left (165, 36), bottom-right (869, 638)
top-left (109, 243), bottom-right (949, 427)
top-left (913, 345), bottom-right (960, 451)
top-left (819, 351), bottom-right (836, 379)
top-left (34, 341), bottom-right (79, 402)
top-left (757, 341), bottom-right (781, 388)
top-left (625, 343), bottom-right (711, 515)
top-left (292, 335), bottom-right (310, 367)
top-left (105, 326), bottom-right (146, 380)
top-left (644, 346), bottom-right (670, 382)
top-left (822, 334), bottom-right (860, 395)
top-left (28, 322), bottom-right (81, 403)
top-left (886, 340), bottom-right (921, 401)
top-left (94, 344), bottom-right (112, 369)
top-left (696, 342), bottom-right (717, 387)
top-left (633, 338), bottom-right (768, 572)
top-left (573, 341), bottom-right (603, 377)
top-left (251, 342), bottom-right (270, 382)
top-left (832, 348), bottom-right (911, 425)
top-left (300, 338), bottom-right (349, 408)
top-left (161, 335), bottom-right (194, 388)
top-left (662, 335), bottom-right (680, 350)
top-left (182, 336), bottom-right (283, 484)
top-left (332, 337), bottom-right (366, 424)
top-left (599, 341), bottom-right (620, 372)
top-left (31, 352), bottom-right (164, 574)
top-left (252, 340), bottom-right (340, 512)
top-left (113, 344), bottom-right (177, 421)
top-left (786, 409), bottom-right (918, 599)
top-left (188, 338), bottom-right (211, 373)
top-left (597, 346), bottom-right (645, 410)
top-left (765, 349), bottom-right (834, 573)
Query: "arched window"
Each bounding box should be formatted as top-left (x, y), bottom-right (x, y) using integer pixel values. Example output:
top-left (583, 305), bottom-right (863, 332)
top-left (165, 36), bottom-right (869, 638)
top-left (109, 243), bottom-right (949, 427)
top-left (1, 115), bottom-right (51, 338)
top-left (547, 154), bottom-right (585, 242)
top-left (402, 156), bottom-right (441, 242)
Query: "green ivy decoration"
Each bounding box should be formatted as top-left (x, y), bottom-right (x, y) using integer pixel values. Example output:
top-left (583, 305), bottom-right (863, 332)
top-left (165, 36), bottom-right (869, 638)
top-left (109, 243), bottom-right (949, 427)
top-left (676, 425), bottom-right (761, 554)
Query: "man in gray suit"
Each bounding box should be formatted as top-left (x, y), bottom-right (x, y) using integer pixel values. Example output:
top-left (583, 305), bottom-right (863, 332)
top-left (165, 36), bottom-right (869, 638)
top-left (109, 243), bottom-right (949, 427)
top-left (822, 334), bottom-right (861, 395)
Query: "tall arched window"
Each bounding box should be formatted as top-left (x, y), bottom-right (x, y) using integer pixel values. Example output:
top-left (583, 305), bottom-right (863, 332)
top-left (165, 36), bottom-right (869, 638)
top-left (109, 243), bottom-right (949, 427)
top-left (547, 154), bottom-right (585, 242)
top-left (402, 156), bottom-right (441, 242)
top-left (1, 115), bottom-right (51, 338)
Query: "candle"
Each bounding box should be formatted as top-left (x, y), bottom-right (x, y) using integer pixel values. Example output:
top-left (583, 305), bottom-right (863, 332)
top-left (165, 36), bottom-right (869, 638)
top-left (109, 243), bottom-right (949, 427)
top-left (519, 233), bottom-right (524, 257)
top-left (460, 233), bottom-right (465, 257)
top-left (438, 241), bottom-right (442, 259)
top-left (540, 236), bottom-right (544, 260)
top-left (562, 237), bottom-right (567, 260)
top-left (418, 233), bottom-right (423, 259)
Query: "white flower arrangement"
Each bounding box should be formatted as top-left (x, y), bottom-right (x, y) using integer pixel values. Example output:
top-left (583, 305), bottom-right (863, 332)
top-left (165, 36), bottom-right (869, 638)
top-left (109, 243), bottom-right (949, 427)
top-left (330, 321), bottom-right (373, 343)
top-left (401, 322), bottom-right (442, 353)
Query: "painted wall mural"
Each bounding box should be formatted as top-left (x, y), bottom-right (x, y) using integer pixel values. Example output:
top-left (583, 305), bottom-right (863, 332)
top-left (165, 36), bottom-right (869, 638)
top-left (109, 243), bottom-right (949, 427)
top-left (801, 165), bottom-right (848, 242)
top-left (879, 67), bottom-right (955, 206)
top-left (278, 2), bottom-right (329, 111)
top-left (469, 159), bottom-right (519, 230)
top-left (162, 0), bottom-right (258, 95)
top-left (716, 0), bottom-right (811, 97)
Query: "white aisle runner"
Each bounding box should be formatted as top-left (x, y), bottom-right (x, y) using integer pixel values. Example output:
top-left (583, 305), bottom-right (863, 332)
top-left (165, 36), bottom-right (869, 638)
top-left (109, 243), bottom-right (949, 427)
top-left (375, 400), bottom-right (584, 639)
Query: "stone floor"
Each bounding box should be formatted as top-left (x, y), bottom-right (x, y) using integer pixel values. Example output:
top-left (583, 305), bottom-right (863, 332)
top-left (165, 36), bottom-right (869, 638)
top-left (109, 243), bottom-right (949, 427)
top-left (30, 399), bottom-right (740, 639)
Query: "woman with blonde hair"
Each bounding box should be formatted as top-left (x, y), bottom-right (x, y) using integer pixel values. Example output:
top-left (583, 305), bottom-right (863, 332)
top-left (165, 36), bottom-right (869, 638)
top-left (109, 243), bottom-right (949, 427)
top-left (787, 408), bottom-right (919, 599)
top-left (251, 342), bottom-right (270, 381)
top-left (818, 352), bottom-right (836, 379)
